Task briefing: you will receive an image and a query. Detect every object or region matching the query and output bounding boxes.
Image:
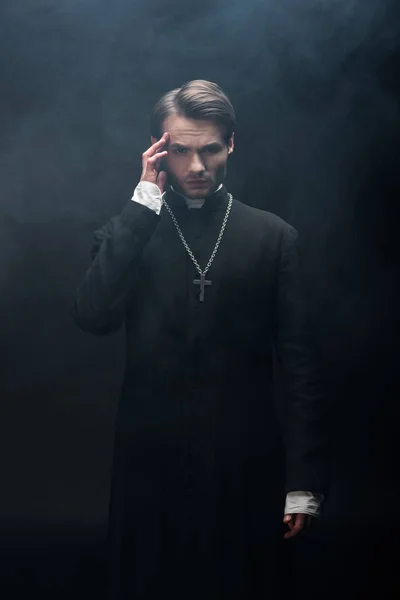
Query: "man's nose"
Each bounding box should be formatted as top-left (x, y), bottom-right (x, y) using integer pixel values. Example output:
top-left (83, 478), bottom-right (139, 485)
top-left (189, 154), bottom-right (205, 173)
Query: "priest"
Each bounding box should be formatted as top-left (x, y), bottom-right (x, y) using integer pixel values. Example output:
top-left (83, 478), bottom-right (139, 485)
top-left (71, 79), bottom-right (330, 600)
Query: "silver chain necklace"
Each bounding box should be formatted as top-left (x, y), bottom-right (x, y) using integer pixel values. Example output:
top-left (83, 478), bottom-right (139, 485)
top-left (162, 193), bottom-right (233, 301)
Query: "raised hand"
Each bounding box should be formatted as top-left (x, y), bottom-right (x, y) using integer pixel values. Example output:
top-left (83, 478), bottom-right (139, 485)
top-left (140, 132), bottom-right (169, 194)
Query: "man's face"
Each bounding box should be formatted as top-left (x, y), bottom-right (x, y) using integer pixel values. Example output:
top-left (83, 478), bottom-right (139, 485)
top-left (151, 114), bottom-right (234, 198)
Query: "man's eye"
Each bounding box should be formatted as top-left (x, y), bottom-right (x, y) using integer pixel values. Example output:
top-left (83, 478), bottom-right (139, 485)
top-left (174, 148), bottom-right (187, 154)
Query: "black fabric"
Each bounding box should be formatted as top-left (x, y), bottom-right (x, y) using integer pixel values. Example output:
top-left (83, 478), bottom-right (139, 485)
top-left (71, 184), bottom-right (330, 599)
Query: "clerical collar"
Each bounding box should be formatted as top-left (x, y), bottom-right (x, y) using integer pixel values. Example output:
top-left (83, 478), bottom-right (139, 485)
top-left (163, 183), bottom-right (228, 212)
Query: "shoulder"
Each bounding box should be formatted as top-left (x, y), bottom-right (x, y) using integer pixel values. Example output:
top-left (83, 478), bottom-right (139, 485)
top-left (232, 198), bottom-right (298, 243)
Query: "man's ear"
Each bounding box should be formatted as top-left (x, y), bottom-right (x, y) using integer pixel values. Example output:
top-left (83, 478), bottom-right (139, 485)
top-left (228, 132), bottom-right (235, 154)
top-left (151, 136), bottom-right (157, 145)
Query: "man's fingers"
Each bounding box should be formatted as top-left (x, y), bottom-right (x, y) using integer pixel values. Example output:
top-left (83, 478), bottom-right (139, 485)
top-left (143, 132), bottom-right (169, 157)
top-left (140, 133), bottom-right (169, 186)
top-left (284, 522), bottom-right (303, 539)
top-left (147, 151), bottom-right (168, 166)
top-left (283, 514), bottom-right (293, 530)
top-left (283, 513), bottom-right (306, 540)
top-left (141, 151), bottom-right (168, 179)
top-left (284, 525), bottom-right (302, 539)
top-left (143, 135), bottom-right (167, 156)
top-left (283, 515), bottom-right (291, 523)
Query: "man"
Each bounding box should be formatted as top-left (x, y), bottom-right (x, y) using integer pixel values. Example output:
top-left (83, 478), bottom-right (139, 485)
top-left (71, 79), bottom-right (330, 600)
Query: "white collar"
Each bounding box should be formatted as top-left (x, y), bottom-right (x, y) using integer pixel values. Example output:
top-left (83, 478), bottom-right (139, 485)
top-left (170, 183), bottom-right (223, 209)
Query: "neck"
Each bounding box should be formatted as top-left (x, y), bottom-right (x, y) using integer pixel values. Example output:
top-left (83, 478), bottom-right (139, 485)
top-left (169, 183), bottom-right (223, 209)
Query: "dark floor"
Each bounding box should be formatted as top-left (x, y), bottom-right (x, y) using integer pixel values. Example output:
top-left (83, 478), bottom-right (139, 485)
top-left (0, 521), bottom-right (397, 599)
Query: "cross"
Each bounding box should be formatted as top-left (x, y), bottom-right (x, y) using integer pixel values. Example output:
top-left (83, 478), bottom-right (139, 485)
top-left (193, 274), bottom-right (212, 302)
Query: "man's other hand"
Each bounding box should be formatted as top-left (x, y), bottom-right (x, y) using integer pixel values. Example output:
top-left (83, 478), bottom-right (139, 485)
top-left (283, 513), bottom-right (313, 539)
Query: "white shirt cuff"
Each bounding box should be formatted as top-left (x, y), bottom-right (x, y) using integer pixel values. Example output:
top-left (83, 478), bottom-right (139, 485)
top-left (284, 491), bottom-right (324, 519)
top-left (132, 181), bottom-right (163, 215)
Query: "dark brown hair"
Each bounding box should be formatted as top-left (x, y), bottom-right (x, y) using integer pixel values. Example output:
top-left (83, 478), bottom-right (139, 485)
top-left (150, 79), bottom-right (236, 145)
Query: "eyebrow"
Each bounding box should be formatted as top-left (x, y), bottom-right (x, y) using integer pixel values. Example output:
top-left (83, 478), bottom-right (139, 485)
top-left (169, 142), bottom-right (222, 150)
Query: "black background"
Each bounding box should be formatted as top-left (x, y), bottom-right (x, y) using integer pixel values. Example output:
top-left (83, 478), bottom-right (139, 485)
top-left (0, 0), bottom-right (398, 598)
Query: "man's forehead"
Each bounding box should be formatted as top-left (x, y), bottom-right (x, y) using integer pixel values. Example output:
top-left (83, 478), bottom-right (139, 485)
top-left (168, 134), bottom-right (222, 146)
top-left (163, 115), bottom-right (223, 144)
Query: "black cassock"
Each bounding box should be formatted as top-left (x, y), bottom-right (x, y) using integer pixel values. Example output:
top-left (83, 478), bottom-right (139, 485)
top-left (72, 184), bottom-right (330, 600)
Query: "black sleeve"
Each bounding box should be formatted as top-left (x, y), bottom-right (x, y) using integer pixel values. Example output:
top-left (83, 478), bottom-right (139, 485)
top-left (71, 199), bottom-right (160, 335)
top-left (273, 224), bottom-right (332, 499)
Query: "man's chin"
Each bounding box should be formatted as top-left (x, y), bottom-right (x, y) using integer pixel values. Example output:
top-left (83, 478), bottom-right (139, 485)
top-left (182, 182), bottom-right (213, 197)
